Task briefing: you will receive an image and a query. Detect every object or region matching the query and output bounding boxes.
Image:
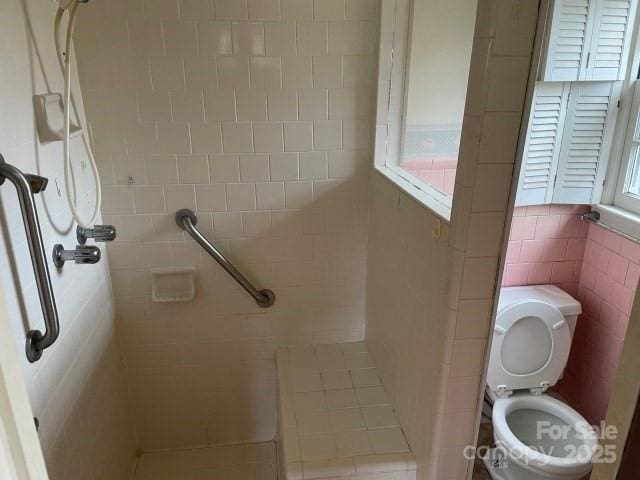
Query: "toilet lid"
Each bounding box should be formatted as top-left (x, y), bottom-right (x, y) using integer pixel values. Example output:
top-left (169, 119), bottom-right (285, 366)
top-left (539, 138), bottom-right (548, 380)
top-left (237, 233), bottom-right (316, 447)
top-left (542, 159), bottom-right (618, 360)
top-left (487, 300), bottom-right (571, 396)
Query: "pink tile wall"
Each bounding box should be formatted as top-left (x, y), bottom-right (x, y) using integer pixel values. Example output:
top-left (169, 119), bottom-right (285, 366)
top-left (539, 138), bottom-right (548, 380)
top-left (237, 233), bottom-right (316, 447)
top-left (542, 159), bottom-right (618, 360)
top-left (502, 205), bottom-right (589, 294)
top-left (561, 223), bottom-right (640, 424)
top-left (402, 157), bottom-right (457, 195)
top-left (502, 204), bottom-right (640, 424)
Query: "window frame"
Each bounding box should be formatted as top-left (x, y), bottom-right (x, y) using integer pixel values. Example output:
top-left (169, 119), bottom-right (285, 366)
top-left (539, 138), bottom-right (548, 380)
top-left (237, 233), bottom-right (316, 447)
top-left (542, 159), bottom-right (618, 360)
top-left (600, 8), bottom-right (640, 216)
top-left (374, 0), bottom-right (472, 222)
top-left (613, 79), bottom-right (640, 214)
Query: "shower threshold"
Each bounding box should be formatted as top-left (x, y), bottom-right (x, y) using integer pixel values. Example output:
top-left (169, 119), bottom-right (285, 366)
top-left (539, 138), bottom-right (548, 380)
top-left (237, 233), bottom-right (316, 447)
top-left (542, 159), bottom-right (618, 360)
top-left (133, 441), bottom-right (276, 480)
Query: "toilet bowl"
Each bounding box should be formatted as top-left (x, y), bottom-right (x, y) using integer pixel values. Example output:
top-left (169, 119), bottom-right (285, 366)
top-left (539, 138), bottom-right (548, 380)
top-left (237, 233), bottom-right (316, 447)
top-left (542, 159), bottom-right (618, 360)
top-left (486, 393), bottom-right (598, 480)
top-left (484, 286), bottom-right (597, 480)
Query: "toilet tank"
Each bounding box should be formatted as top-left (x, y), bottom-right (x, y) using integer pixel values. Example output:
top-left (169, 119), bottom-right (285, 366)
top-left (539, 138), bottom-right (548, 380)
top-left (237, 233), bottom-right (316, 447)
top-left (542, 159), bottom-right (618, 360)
top-left (498, 285), bottom-right (582, 338)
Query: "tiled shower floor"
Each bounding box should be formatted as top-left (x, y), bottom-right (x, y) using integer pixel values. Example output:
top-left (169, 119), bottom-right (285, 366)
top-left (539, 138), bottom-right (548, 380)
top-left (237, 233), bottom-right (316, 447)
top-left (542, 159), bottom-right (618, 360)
top-left (133, 442), bottom-right (277, 480)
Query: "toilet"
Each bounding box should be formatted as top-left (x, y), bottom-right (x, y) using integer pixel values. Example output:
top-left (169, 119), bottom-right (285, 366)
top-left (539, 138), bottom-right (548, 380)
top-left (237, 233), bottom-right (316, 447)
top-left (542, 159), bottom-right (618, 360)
top-left (483, 285), bottom-right (599, 480)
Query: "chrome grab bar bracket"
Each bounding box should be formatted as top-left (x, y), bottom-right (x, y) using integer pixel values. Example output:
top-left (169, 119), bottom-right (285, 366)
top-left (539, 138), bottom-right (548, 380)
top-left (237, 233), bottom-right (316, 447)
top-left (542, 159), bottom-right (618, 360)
top-left (175, 208), bottom-right (198, 229)
top-left (0, 154), bottom-right (60, 362)
top-left (77, 224), bottom-right (117, 244)
top-left (53, 244), bottom-right (101, 267)
top-left (175, 209), bottom-right (276, 308)
top-left (256, 288), bottom-right (276, 308)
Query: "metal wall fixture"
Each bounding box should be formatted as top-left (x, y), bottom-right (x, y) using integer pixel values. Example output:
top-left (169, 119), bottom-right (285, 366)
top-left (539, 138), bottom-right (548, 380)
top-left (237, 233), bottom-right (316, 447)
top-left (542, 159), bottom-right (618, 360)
top-left (581, 210), bottom-right (640, 244)
top-left (175, 209), bottom-right (276, 308)
top-left (0, 154), bottom-right (59, 362)
top-left (77, 224), bottom-right (116, 244)
top-left (52, 244), bottom-right (101, 267)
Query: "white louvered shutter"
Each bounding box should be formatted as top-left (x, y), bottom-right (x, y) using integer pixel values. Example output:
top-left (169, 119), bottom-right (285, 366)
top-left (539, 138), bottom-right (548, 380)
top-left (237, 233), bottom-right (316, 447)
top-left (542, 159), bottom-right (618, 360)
top-left (542, 0), bottom-right (594, 81)
top-left (553, 81), bottom-right (621, 203)
top-left (516, 83), bottom-right (570, 206)
top-left (586, 0), bottom-right (636, 80)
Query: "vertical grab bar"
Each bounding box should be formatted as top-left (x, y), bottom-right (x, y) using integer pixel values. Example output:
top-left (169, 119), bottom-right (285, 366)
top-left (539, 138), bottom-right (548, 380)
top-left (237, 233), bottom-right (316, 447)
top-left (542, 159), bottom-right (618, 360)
top-left (175, 209), bottom-right (275, 308)
top-left (0, 155), bottom-right (59, 362)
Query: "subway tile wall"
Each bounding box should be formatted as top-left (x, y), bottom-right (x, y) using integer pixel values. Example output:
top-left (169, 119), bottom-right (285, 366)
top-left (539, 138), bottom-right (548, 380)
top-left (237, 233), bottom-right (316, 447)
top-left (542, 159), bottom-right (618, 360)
top-left (561, 223), bottom-right (640, 424)
top-left (74, 0), bottom-right (376, 449)
top-left (0, 1), bottom-right (136, 479)
top-left (503, 205), bottom-right (589, 293)
top-left (366, 175), bottom-right (451, 478)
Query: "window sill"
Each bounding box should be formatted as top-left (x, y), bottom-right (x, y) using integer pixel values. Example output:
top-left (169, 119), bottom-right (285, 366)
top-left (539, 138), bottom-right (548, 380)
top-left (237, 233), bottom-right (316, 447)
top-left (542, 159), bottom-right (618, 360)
top-left (374, 165), bottom-right (452, 222)
top-left (591, 204), bottom-right (640, 242)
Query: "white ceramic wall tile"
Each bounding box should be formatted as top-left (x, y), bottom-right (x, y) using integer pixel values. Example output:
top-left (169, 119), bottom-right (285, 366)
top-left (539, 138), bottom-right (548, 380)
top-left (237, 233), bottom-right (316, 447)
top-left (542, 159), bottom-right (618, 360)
top-left (282, 0), bottom-right (314, 21)
top-left (196, 184), bottom-right (228, 211)
top-left (76, 0), bottom-right (374, 451)
top-left (240, 154), bottom-right (270, 182)
top-left (268, 89), bottom-right (299, 121)
top-left (254, 122), bottom-right (285, 152)
top-left (214, 0), bottom-right (249, 20)
top-left (222, 122), bottom-right (254, 152)
top-left (0, 2), bottom-right (137, 479)
top-left (284, 122), bottom-right (314, 152)
top-left (204, 88), bottom-right (236, 121)
top-left (282, 56), bottom-right (314, 88)
top-left (181, 0), bottom-right (214, 19)
top-left (266, 23), bottom-right (297, 56)
top-left (237, 89), bottom-right (268, 121)
top-left (177, 154), bottom-right (210, 183)
top-left (300, 152), bottom-right (328, 180)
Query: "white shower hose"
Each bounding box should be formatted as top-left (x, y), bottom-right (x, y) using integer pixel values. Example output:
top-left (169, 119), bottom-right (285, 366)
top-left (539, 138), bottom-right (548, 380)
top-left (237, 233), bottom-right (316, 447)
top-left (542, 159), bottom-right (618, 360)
top-left (54, 0), bottom-right (102, 229)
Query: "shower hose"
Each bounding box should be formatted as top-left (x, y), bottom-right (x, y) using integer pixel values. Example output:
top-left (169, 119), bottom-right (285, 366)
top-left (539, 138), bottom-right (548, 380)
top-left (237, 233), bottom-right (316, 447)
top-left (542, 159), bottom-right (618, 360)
top-left (53, 0), bottom-right (102, 229)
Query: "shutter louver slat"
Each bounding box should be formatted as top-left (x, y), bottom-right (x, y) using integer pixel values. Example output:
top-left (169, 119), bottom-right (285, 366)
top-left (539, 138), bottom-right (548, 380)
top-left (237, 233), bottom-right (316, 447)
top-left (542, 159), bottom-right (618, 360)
top-left (516, 83), bottom-right (569, 206)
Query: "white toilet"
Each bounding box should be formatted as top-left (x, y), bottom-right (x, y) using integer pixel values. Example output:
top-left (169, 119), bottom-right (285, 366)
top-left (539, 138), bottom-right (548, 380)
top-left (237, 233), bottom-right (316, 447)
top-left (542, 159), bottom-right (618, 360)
top-left (483, 285), bottom-right (599, 480)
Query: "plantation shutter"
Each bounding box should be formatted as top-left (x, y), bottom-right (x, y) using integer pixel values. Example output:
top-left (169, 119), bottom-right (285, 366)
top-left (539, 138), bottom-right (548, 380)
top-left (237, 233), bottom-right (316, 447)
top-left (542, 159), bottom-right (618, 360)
top-left (586, 0), bottom-right (636, 80)
top-left (516, 83), bottom-right (570, 206)
top-left (553, 81), bottom-right (621, 203)
top-left (542, 0), bottom-right (594, 81)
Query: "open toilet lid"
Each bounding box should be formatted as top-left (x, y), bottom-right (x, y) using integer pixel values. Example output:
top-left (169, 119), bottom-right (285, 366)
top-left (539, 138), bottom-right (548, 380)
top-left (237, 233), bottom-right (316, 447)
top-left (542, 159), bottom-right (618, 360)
top-left (487, 300), bottom-right (571, 396)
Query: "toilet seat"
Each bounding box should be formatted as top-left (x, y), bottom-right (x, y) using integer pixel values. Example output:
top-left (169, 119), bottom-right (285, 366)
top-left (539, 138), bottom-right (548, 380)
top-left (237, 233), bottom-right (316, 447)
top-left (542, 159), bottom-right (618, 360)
top-left (491, 393), bottom-right (598, 478)
top-left (488, 301), bottom-right (571, 396)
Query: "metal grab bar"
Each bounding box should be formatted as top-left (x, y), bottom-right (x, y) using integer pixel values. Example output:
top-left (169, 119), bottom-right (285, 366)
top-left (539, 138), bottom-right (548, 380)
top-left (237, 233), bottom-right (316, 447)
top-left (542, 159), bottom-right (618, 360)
top-left (175, 209), bottom-right (275, 308)
top-left (0, 155), bottom-right (59, 362)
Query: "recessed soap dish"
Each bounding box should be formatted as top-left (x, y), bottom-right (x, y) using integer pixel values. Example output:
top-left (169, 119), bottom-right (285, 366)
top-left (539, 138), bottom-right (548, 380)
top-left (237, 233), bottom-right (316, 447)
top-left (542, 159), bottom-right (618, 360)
top-left (33, 93), bottom-right (83, 143)
top-left (151, 268), bottom-right (197, 303)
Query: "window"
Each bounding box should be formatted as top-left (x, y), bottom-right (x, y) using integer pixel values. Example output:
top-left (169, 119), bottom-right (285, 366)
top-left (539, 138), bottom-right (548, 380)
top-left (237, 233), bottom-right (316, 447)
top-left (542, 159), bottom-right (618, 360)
top-left (614, 77), bottom-right (640, 214)
top-left (374, 0), bottom-right (478, 220)
top-left (396, 0), bottom-right (476, 198)
top-left (587, 2), bottom-right (640, 229)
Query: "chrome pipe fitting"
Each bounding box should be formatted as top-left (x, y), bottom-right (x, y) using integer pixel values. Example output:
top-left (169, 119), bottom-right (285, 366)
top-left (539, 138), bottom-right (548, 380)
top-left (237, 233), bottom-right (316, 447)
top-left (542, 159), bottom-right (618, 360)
top-left (52, 244), bottom-right (101, 268)
top-left (77, 224), bottom-right (116, 244)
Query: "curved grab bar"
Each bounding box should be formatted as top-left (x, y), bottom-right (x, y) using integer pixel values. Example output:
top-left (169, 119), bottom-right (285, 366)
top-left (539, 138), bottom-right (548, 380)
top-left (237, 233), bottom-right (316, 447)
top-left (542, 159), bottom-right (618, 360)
top-left (175, 209), bottom-right (275, 308)
top-left (0, 155), bottom-right (59, 362)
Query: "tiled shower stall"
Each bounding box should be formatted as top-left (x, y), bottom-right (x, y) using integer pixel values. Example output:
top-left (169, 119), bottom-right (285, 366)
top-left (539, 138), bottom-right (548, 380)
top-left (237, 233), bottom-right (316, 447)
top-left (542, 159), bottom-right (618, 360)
top-left (74, 0), bottom-right (375, 449)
